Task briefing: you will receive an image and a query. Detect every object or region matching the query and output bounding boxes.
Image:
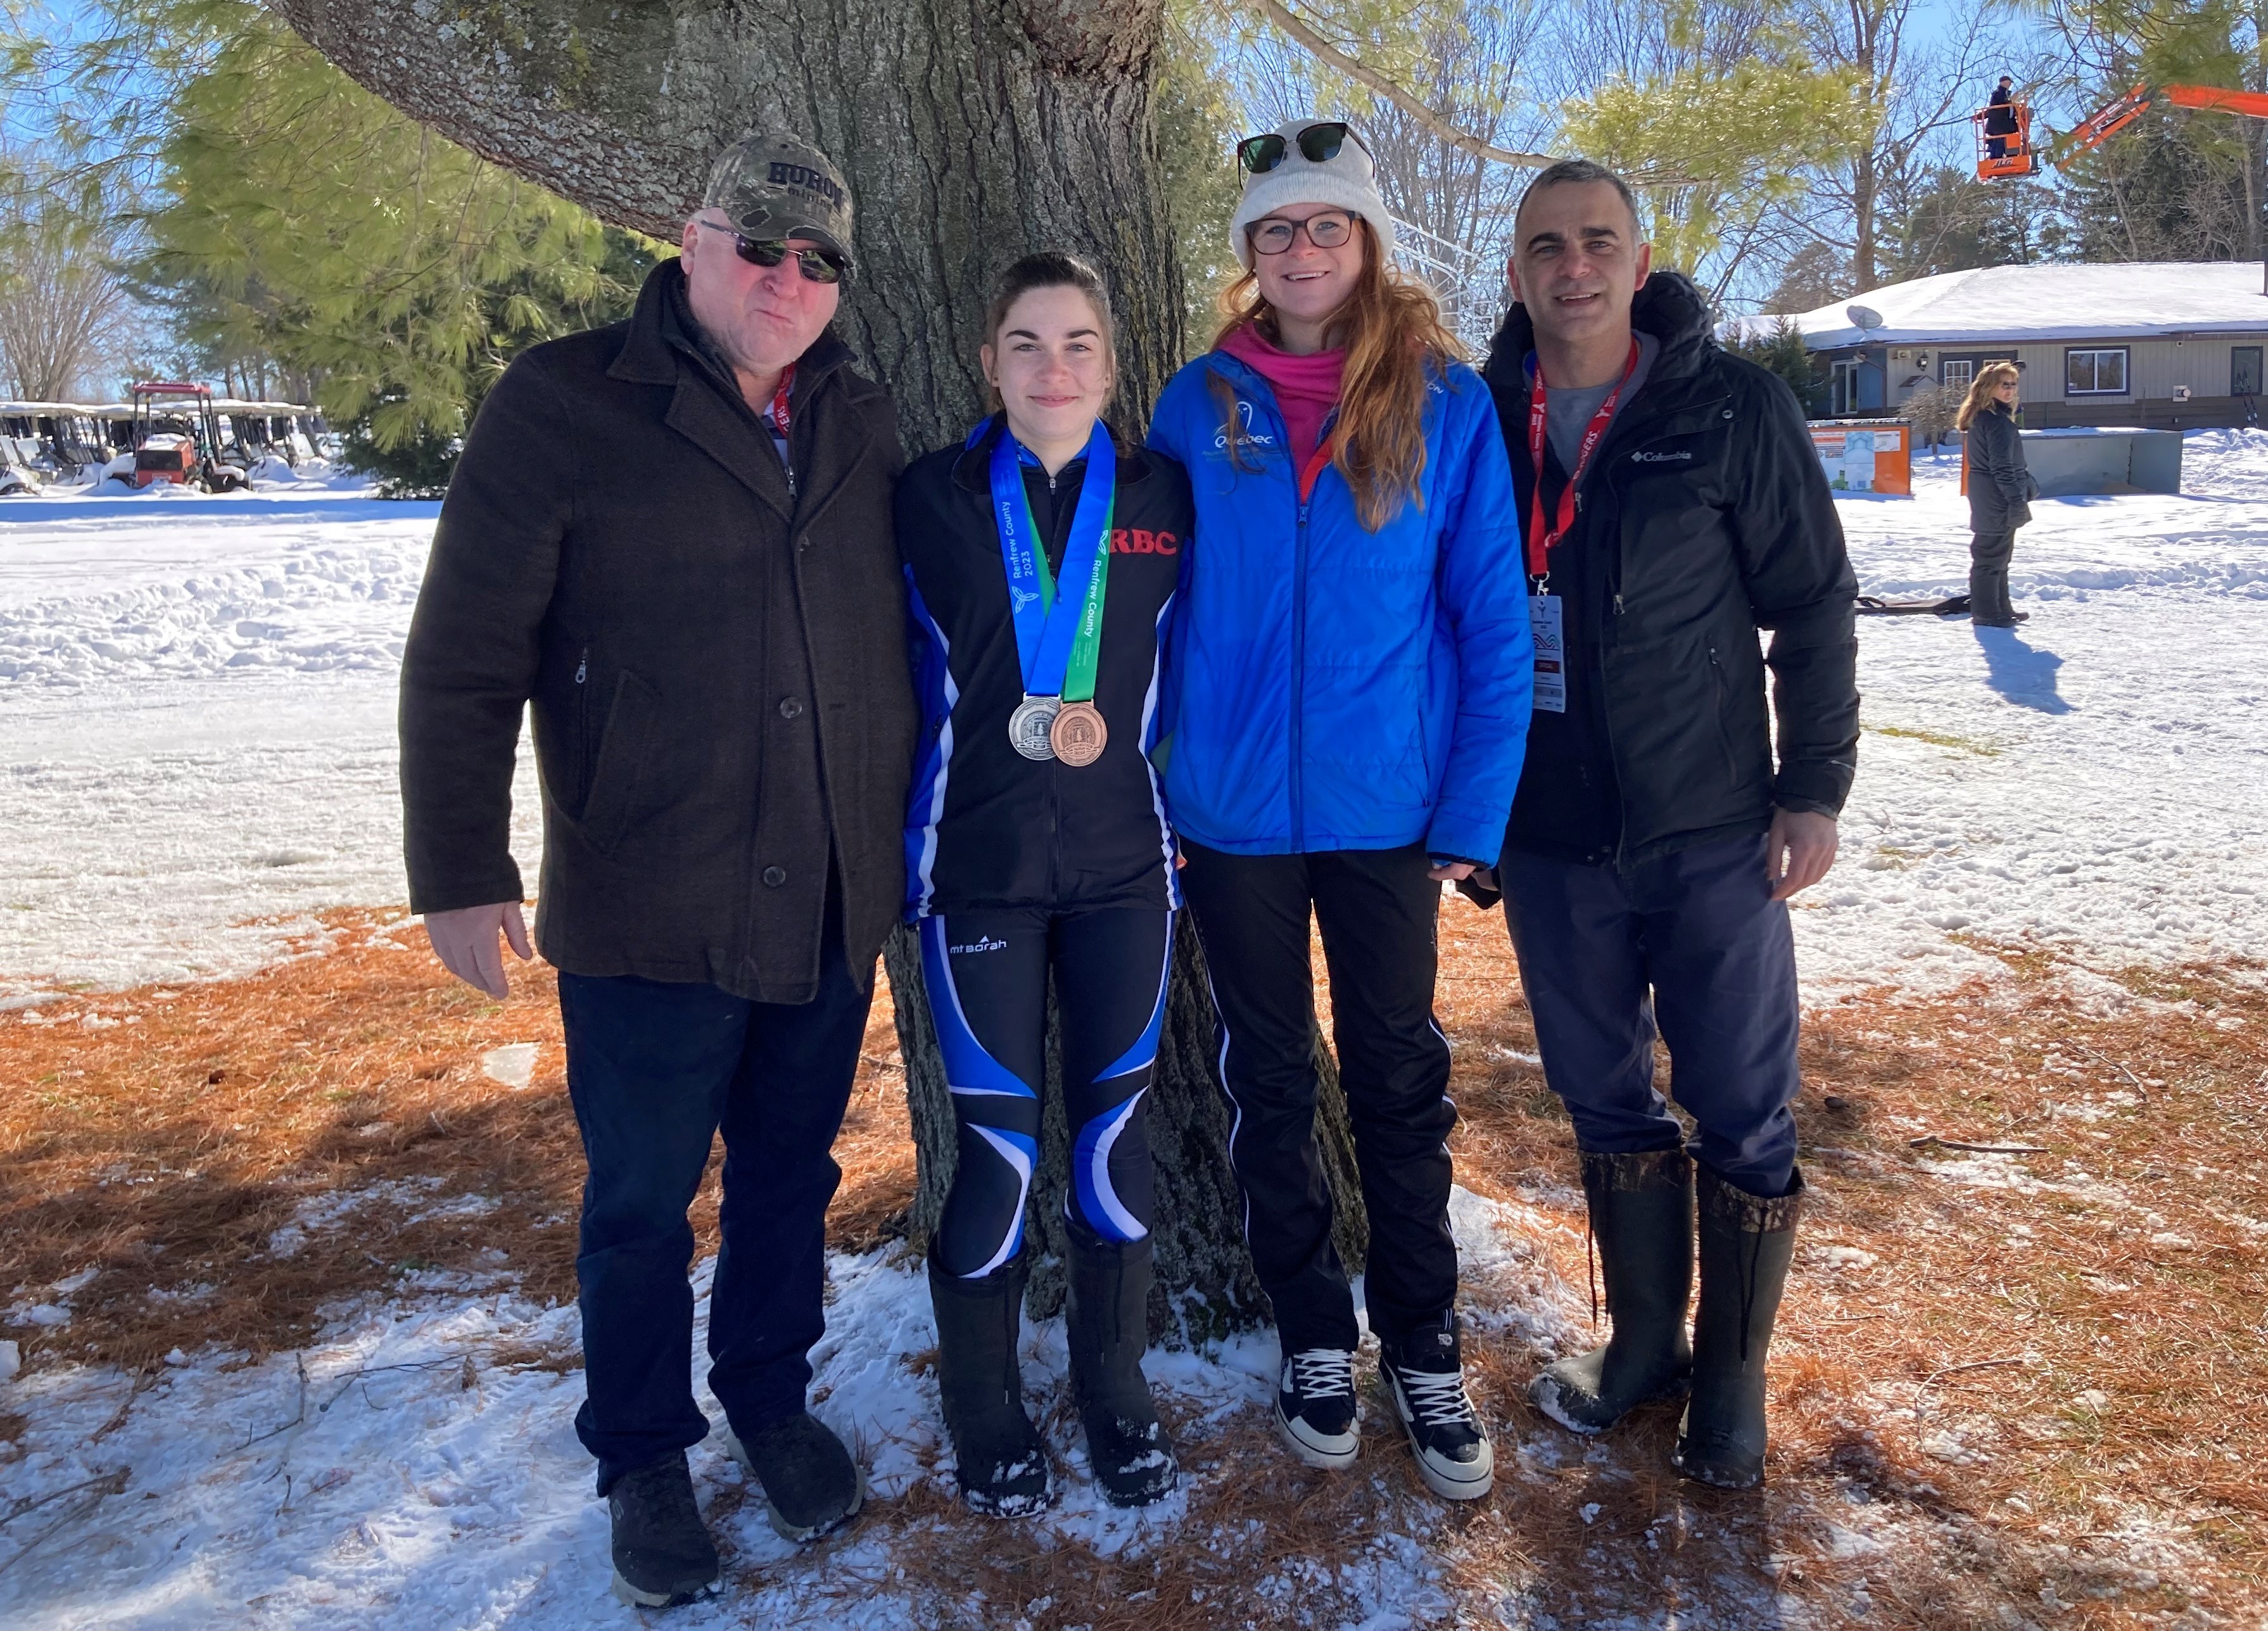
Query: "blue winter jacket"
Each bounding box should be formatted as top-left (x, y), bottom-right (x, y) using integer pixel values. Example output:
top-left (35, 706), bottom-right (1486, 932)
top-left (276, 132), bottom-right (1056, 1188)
top-left (1147, 349), bottom-right (1532, 862)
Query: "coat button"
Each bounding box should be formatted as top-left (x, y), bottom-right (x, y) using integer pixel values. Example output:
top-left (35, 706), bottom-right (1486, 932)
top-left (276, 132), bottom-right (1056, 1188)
top-left (778, 696), bottom-right (804, 720)
top-left (763, 865), bottom-right (787, 887)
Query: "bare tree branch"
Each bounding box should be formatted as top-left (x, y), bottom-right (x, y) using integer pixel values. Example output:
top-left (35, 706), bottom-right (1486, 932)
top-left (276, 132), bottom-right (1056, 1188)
top-left (1254, 0), bottom-right (1559, 170)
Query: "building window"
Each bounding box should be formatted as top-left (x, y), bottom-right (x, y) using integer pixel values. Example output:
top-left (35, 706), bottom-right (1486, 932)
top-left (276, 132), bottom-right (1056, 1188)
top-left (2065, 347), bottom-right (2129, 395)
top-left (1941, 359), bottom-right (1974, 391)
top-left (1831, 359), bottom-right (1860, 417)
top-left (2234, 346), bottom-right (2263, 398)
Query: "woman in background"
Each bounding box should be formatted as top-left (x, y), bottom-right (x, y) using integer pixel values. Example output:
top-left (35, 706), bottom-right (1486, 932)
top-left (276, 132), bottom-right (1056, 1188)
top-left (1957, 360), bottom-right (2034, 627)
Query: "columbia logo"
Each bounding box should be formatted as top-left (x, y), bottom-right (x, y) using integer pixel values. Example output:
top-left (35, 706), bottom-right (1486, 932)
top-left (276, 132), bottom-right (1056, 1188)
top-left (1631, 450), bottom-right (1692, 462)
top-left (948, 936), bottom-right (1008, 955)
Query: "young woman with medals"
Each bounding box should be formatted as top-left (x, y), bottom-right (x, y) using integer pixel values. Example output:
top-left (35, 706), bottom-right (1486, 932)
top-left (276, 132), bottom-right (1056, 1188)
top-left (896, 253), bottom-right (1194, 1515)
top-left (1145, 120), bottom-right (1532, 1501)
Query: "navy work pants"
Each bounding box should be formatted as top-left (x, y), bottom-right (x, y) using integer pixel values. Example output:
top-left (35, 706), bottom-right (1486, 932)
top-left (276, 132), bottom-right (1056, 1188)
top-left (1500, 833), bottom-right (1801, 1198)
top-left (557, 931), bottom-right (871, 1495)
top-left (1180, 840), bottom-right (1458, 1354)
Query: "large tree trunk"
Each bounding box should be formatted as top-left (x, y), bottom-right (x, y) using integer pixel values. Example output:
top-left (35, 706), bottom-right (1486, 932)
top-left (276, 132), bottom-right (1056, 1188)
top-left (278, 0), bottom-right (1369, 1332)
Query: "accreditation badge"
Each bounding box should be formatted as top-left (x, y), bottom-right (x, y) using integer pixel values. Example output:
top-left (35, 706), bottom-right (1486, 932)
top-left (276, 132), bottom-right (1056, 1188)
top-left (1529, 593), bottom-right (1566, 714)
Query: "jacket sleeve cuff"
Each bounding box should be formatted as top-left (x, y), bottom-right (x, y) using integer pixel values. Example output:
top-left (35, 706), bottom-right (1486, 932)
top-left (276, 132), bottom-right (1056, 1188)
top-left (1771, 781), bottom-right (1847, 820)
top-left (408, 862), bottom-right (527, 918)
top-left (1425, 804), bottom-right (1508, 870)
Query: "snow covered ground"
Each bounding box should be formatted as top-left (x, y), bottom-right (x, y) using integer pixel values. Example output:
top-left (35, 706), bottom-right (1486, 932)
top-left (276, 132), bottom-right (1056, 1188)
top-left (3, 433), bottom-right (2265, 1628)
top-left (1808, 428), bottom-right (2268, 1000)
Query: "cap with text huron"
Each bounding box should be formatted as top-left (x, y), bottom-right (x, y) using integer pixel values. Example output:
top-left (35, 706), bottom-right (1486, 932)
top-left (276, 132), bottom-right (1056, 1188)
top-left (702, 132), bottom-right (855, 265)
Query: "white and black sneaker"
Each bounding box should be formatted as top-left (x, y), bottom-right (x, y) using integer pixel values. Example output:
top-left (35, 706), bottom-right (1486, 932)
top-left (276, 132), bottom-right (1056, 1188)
top-left (1378, 1318), bottom-right (1495, 1501)
top-left (1274, 1347), bottom-right (1360, 1468)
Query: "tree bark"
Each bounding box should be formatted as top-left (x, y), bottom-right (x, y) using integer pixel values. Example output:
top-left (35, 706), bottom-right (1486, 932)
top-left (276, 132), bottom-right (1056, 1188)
top-left (277, 0), bottom-right (1371, 1333)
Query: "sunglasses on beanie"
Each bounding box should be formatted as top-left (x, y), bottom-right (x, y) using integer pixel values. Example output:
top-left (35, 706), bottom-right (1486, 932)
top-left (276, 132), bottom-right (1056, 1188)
top-left (694, 219), bottom-right (847, 284)
top-left (1235, 122), bottom-right (1369, 175)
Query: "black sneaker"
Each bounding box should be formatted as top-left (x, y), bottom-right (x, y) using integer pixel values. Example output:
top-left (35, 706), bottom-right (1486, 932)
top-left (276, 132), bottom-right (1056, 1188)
top-left (1378, 1319), bottom-right (1495, 1501)
top-left (1274, 1347), bottom-right (1360, 1468)
top-left (607, 1452), bottom-right (721, 1608)
top-left (723, 1413), bottom-right (865, 1541)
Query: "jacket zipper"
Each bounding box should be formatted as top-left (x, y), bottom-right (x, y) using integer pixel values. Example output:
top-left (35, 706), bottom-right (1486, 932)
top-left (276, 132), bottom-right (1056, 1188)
top-left (1289, 405), bottom-right (1337, 852)
top-left (574, 646), bottom-right (592, 806)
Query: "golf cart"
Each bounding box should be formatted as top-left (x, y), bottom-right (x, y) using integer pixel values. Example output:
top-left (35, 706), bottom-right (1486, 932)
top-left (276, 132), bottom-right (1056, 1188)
top-left (0, 433), bottom-right (44, 495)
top-left (128, 381), bottom-right (251, 492)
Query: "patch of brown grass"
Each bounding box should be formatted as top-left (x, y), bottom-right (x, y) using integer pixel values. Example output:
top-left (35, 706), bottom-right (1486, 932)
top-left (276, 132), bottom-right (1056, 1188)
top-left (5, 901), bottom-right (2262, 1627)
top-left (0, 907), bottom-right (915, 1372)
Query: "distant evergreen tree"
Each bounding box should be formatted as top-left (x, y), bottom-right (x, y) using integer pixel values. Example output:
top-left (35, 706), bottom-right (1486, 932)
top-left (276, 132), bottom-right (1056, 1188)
top-left (1886, 166), bottom-right (2067, 281)
top-left (1764, 242), bottom-right (1853, 314)
top-left (2061, 103), bottom-right (2252, 262)
top-left (1723, 315), bottom-right (1824, 416)
top-left (111, 0), bottom-right (655, 492)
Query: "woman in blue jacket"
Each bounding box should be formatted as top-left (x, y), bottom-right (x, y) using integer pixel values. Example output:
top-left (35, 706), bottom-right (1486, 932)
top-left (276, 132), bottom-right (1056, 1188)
top-left (1148, 118), bottom-right (1531, 1501)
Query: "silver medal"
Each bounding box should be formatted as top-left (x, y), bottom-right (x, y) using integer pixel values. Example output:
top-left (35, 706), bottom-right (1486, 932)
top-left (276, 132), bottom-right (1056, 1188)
top-left (1008, 694), bottom-right (1061, 761)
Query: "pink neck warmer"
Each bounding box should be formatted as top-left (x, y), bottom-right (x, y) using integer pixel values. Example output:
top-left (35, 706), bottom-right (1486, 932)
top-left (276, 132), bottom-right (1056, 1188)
top-left (1219, 322), bottom-right (1346, 467)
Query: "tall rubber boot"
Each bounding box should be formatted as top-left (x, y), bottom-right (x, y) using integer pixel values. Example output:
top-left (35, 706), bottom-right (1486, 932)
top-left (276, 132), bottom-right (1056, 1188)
top-left (1672, 1165), bottom-right (1804, 1490)
top-left (928, 1253), bottom-right (1053, 1517)
top-left (1528, 1147), bottom-right (1694, 1433)
top-left (1065, 1215), bottom-right (1179, 1507)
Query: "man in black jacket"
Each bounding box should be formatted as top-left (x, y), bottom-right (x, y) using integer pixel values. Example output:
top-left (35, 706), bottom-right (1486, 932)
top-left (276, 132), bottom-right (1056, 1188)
top-left (399, 133), bottom-right (916, 1606)
top-left (1478, 160), bottom-right (1858, 1490)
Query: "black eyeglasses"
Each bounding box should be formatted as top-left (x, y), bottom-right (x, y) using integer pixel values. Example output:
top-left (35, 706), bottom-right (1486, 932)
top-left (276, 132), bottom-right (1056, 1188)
top-left (1247, 211), bottom-right (1355, 257)
top-left (1235, 122), bottom-right (1366, 175)
top-left (695, 220), bottom-right (846, 284)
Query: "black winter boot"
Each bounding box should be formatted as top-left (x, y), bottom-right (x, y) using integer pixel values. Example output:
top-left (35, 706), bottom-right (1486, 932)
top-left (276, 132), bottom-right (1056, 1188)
top-left (929, 1253), bottom-right (1053, 1516)
top-left (1529, 1147), bottom-right (1694, 1433)
top-left (1672, 1165), bottom-right (1803, 1490)
top-left (606, 1451), bottom-right (721, 1608)
top-left (1065, 1215), bottom-right (1178, 1507)
top-left (721, 1411), bottom-right (865, 1542)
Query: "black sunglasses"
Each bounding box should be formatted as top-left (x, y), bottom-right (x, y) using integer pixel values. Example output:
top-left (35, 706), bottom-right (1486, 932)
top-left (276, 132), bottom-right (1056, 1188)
top-left (1236, 122), bottom-right (1366, 175)
top-left (695, 220), bottom-right (846, 284)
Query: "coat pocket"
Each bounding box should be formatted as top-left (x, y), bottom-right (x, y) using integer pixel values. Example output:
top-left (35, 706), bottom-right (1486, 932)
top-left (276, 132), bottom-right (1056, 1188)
top-left (581, 669), bottom-right (661, 859)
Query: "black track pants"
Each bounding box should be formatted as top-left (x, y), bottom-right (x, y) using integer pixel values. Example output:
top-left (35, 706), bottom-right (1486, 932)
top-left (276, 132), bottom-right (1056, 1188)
top-left (918, 907), bottom-right (1174, 1281)
top-left (1179, 841), bottom-right (1457, 1353)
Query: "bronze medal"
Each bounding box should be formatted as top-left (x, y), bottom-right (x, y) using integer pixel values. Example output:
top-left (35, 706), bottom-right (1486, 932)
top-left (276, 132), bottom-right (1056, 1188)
top-left (1049, 700), bottom-right (1108, 767)
top-left (1008, 694), bottom-right (1061, 761)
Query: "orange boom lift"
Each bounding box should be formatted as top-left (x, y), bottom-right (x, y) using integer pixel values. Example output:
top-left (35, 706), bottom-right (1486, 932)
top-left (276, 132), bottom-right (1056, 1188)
top-left (1974, 80), bottom-right (2268, 291)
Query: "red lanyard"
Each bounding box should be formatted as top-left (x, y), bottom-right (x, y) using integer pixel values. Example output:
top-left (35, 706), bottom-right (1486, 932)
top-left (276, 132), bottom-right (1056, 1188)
top-left (1524, 339), bottom-right (1638, 585)
top-left (768, 364), bottom-right (796, 439)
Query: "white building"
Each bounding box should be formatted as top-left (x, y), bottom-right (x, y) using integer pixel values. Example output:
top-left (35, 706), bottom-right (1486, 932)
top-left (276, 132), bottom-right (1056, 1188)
top-left (1770, 261), bottom-right (2268, 429)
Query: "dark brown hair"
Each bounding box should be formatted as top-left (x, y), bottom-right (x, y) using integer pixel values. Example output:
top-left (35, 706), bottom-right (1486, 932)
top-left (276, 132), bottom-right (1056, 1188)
top-left (1211, 217), bottom-right (1462, 531)
top-left (982, 251), bottom-right (1118, 411)
top-left (1514, 158), bottom-right (1644, 238)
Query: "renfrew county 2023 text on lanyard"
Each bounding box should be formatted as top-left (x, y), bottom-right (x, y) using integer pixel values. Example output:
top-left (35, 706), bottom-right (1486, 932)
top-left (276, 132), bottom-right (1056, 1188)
top-left (1524, 339), bottom-right (1638, 715)
top-left (989, 419), bottom-right (1115, 766)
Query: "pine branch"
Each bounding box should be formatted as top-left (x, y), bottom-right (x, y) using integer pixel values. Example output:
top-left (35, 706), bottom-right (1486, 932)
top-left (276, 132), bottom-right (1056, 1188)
top-left (1252, 0), bottom-right (1557, 171)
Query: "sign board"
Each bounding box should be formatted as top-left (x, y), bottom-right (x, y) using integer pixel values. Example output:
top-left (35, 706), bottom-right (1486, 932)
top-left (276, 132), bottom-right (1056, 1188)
top-left (1808, 420), bottom-right (1912, 497)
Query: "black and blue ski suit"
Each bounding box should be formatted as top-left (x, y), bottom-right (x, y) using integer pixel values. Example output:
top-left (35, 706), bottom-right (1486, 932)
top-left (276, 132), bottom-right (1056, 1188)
top-left (898, 416), bottom-right (1194, 1279)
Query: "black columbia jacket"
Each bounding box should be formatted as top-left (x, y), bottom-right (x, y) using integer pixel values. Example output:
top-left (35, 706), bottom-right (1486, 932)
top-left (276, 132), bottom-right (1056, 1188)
top-left (1479, 272), bottom-right (1859, 867)
top-left (401, 260), bottom-right (918, 1002)
top-left (897, 417), bottom-right (1193, 916)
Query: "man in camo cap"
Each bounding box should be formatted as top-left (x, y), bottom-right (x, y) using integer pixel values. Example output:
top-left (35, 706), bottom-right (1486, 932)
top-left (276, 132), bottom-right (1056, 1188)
top-left (400, 130), bottom-right (913, 1608)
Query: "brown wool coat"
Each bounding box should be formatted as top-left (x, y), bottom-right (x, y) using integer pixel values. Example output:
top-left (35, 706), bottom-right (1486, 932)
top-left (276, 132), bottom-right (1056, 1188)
top-left (398, 260), bottom-right (916, 1003)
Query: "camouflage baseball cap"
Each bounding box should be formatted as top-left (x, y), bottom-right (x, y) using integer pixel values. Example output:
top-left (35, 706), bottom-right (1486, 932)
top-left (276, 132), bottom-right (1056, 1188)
top-left (701, 132), bottom-right (854, 265)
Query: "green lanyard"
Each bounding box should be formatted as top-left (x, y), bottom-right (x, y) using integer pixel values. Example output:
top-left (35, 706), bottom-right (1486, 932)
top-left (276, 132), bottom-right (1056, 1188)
top-left (1013, 476), bottom-right (1113, 704)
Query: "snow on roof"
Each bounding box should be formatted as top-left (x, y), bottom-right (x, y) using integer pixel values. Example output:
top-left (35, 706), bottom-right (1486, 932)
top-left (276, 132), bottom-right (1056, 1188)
top-left (1773, 262), bottom-right (2268, 348)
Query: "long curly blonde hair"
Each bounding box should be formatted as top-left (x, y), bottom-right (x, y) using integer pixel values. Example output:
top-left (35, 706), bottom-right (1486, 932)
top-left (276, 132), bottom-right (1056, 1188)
top-left (1955, 360), bottom-right (2020, 431)
top-left (1208, 219), bottom-right (1464, 531)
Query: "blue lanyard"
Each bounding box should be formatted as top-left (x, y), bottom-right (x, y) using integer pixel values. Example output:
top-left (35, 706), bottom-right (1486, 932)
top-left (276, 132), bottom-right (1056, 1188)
top-left (986, 417), bottom-right (1117, 697)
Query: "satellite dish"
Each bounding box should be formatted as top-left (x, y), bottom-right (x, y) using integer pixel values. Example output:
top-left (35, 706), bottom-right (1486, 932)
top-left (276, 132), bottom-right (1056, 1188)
top-left (1847, 303), bottom-right (1886, 332)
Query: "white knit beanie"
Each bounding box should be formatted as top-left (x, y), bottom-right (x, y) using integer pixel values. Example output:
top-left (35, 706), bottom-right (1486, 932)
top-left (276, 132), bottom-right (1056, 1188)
top-left (1227, 119), bottom-right (1397, 271)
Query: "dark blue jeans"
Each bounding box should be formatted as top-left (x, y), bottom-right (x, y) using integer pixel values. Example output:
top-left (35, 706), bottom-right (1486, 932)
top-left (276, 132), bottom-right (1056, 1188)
top-left (558, 949), bottom-right (871, 1495)
top-left (1500, 833), bottom-right (1801, 1198)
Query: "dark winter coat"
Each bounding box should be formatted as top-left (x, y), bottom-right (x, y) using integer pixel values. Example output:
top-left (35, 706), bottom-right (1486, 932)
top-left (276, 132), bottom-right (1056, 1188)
top-left (1965, 400), bottom-right (2033, 534)
top-left (897, 417), bottom-right (1191, 917)
top-left (1984, 86), bottom-right (2020, 136)
top-left (1479, 272), bottom-right (1860, 868)
top-left (399, 258), bottom-right (918, 1003)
